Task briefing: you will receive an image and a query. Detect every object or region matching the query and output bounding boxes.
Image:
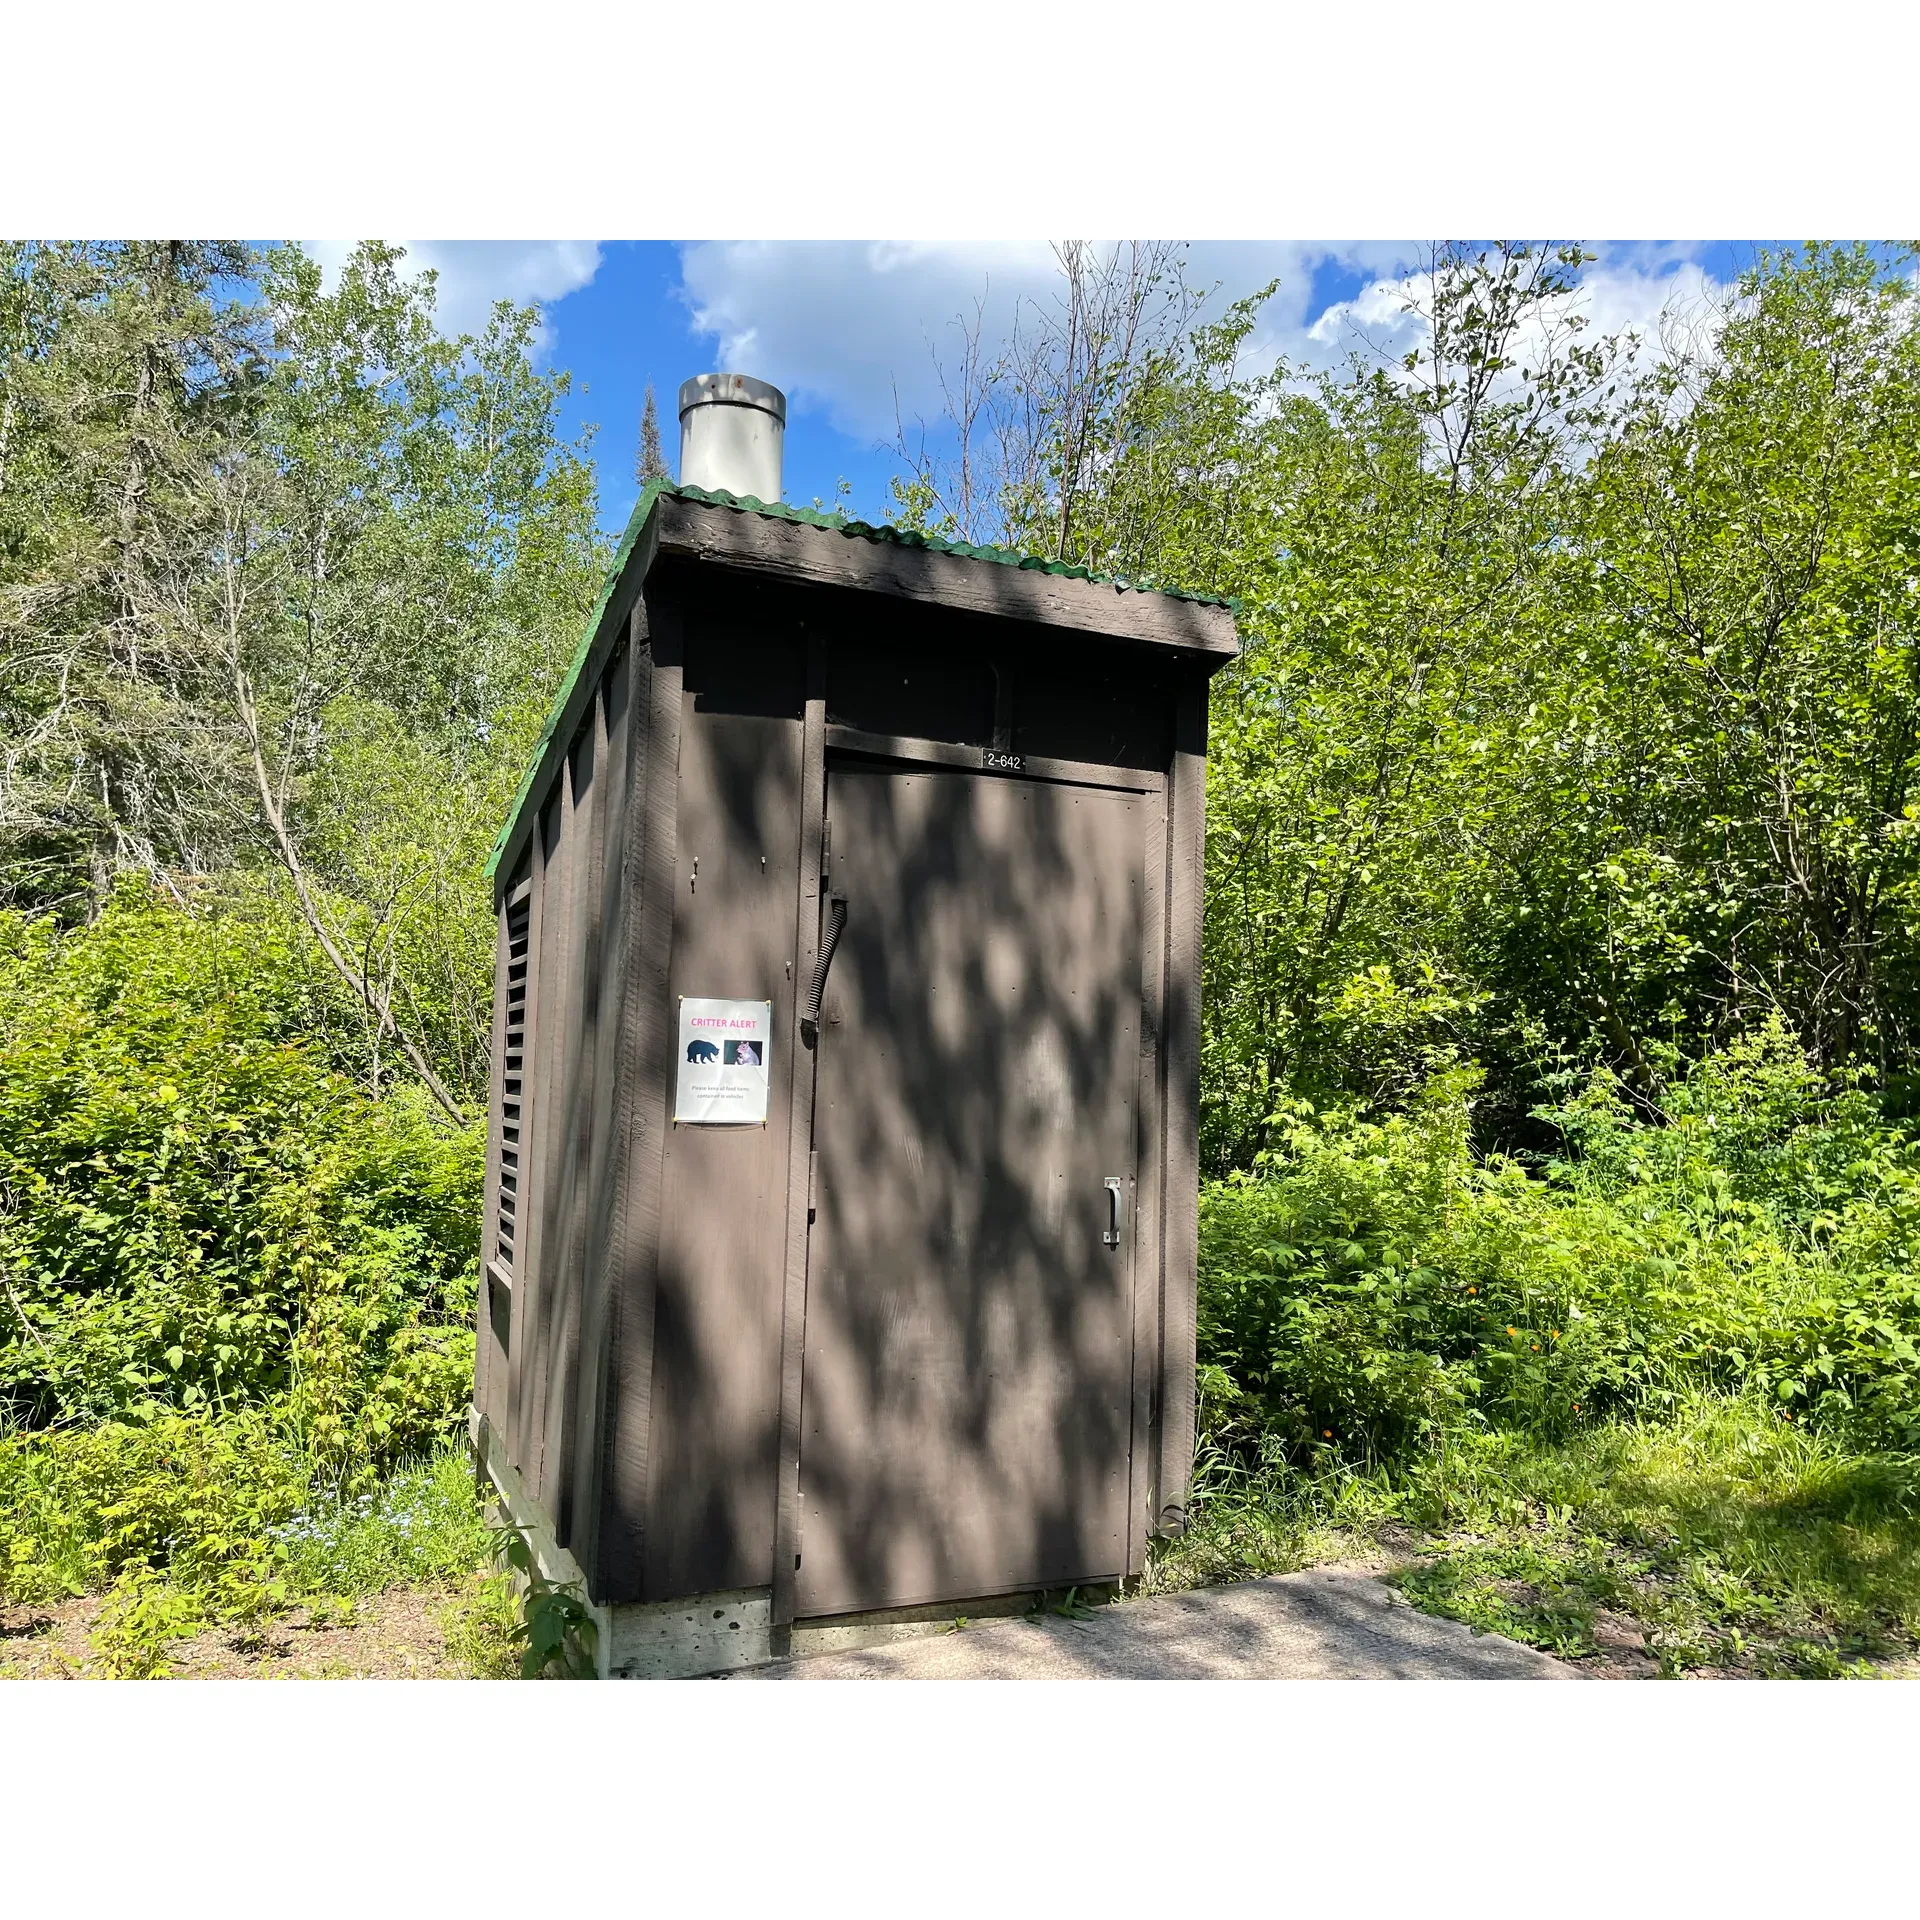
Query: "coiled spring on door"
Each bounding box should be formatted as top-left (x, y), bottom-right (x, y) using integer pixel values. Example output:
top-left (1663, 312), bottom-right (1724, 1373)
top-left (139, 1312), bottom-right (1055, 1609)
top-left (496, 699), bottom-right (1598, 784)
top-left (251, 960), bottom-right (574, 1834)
top-left (799, 895), bottom-right (848, 1048)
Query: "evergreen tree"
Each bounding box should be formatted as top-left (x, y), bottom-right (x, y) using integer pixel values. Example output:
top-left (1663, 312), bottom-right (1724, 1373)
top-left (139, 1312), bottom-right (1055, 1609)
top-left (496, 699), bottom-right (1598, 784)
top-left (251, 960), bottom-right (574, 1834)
top-left (0, 240), bottom-right (267, 911)
top-left (636, 381), bottom-right (671, 486)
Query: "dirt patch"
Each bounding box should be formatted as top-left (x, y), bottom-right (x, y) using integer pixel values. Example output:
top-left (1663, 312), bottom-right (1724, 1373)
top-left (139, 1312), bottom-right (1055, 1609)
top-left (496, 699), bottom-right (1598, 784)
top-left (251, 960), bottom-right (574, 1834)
top-left (1490, 1578), bottom-right (1544, 1607)
top-left (1871, 1655), bottom-right (1920, 1680)
top-left (0, 1606), bottom-right (57, 1642)
top-left (0, 1585), bottom-right (485, 1681)
top-left (1571, 1609), bottom-right (1660, 1679)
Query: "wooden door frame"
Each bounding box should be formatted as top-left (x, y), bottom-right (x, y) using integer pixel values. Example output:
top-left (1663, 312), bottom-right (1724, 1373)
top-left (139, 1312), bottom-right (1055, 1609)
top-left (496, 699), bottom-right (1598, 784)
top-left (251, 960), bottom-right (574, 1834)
top-left (771, 633), bottom-right (828, 1631)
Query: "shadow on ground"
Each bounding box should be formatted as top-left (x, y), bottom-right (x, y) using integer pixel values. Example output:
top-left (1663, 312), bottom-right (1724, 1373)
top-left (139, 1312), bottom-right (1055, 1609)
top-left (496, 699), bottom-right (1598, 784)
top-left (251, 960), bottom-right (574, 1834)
top-left (735, 1567), bottom-right (1580, 1680)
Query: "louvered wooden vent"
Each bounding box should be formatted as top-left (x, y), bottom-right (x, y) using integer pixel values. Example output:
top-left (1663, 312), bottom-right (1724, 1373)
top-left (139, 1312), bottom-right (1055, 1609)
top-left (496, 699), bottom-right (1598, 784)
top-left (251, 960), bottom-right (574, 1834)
top-left (495, 894), bottom-right (532, 1269)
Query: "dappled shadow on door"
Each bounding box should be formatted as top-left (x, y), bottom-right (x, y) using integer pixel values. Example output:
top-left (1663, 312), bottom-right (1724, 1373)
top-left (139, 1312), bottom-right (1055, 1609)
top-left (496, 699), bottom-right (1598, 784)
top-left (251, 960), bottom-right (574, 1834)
top-left (798, 762), bottom-right (1144, 1616)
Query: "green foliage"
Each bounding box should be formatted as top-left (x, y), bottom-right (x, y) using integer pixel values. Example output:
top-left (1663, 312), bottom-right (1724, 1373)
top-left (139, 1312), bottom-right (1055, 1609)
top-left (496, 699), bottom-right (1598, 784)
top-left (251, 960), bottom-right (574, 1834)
top-left (492, 1523), bottom-right (599, 1679)
top-left (232, 244), bottom-right (605, 1107)
top-left (1144, 1443), bottom-right (1406, 1598)
top-left (90, 1566), bottom-right (212, 1679)
top-left (1180, 1005), bottom-right (1920, 1654)
top-left (0, 1411), bottom-right (492, 1603)
top-left (269, 1441), bottom-right (493, 1599)
top-left (0, 240), bottom-right (268, 911)
top-left (0, 239), bottom-right (606, 1110)
top-left (890, 236), bottom-right (1920, 1678)
top-left (0, 893), bottom-right (493, 1662)
top-left (1199, 1024), bottom-right (1920, 1472)
top-left (12, 237), bottom-right (1920, 1679)
top-left (0, 241), bottom-right (598, 1674)
top-left (0, 887), bottom-right (481, 1452)
top-left (1198, 1069), bottom-right (1484, 1467)
top-left (0, 1409), bottom-right (303, 1606)
top-left (0, 1415), bottom-right (497, 1670)
top-left (902, 242), bottom-right (1920, 1166)
top-left (1159, 1385), bottom-right (1920, 1677)
top-left (438, 1567), bottom-right (523, 1679)
top-left (1563, 245), bottom-right (1920, 1079)
top-left (1390, 1396), bottom-right (1920, 1676)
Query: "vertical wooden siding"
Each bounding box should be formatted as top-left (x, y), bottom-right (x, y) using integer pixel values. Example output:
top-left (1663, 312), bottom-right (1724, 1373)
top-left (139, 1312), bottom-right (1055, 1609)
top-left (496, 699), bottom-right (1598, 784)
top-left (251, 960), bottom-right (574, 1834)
top-left (485, 659), bottom-right (631, 1563)
top-left (1127, 781), bottom-right (1169, 1576)
top-left (595, 598), bottom-right (683, 1603)
top-left (639, 607), bottom-right (806, 1603)
top-left (565, 650), bottom-right (632, 1582)
top-left (538, 697), bottom-right (607, 1539)
top-left (771, 634), bottom-right (828, 1628)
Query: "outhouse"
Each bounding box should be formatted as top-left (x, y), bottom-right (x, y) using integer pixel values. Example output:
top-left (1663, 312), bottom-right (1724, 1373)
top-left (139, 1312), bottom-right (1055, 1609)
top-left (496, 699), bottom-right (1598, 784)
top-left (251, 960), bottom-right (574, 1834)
top-left (472, 374), bottom-right (1239, 1676)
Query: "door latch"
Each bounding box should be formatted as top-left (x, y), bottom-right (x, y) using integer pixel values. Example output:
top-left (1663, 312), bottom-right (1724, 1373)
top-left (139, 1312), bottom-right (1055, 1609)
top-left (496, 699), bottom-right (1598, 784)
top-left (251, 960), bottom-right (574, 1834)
top-left (1103, 1177), bottom-right (1123, 1247)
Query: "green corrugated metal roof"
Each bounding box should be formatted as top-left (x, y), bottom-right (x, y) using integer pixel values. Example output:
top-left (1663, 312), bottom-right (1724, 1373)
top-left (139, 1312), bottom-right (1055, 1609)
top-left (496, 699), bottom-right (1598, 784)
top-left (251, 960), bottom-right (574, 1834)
top-left (486, 480), bottom-right (1237, 879)
top-left (665, 482), bottom-right (1241, 610)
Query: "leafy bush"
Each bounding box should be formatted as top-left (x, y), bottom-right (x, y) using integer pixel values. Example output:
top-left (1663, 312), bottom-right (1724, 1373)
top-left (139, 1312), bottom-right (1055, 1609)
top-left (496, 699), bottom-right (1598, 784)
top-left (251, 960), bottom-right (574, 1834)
top-left (0, 1408), bottom-right (306, 1606)
top-left (0, 886), bottom-right (482, 1462)
top-left (1197, 1022), bottom-right (1920, 1470)
top-left (1198, 1068), bottom-right (1483, 1467)
top-left (0, 890), bottom-right (491, 1642)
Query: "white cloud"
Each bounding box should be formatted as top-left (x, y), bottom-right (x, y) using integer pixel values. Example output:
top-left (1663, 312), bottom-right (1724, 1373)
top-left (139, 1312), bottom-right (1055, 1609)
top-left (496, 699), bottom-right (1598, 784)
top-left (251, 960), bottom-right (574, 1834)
top-left (1302, 243), bottom-right (1738, 395)
top-left (301, 240), bottom-right (604, 342)
top-left (675, 241), bottom-right (1414, 445)
top-left (678, 241), bottom-right (1063, 444)
top-left (675, 241), bottom-right (1745, 450)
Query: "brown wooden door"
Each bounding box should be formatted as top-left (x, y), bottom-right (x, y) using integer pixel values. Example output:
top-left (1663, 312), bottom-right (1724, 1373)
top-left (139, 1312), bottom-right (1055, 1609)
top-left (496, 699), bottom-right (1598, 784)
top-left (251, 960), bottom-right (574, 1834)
top-left (796, 763), bottom-right (1143, 1617)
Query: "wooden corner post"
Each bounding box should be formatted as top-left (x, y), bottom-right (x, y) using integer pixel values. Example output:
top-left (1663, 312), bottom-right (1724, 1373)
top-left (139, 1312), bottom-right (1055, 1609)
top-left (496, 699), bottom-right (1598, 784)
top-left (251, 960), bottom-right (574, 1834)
top-left (1155, 669), bottom-right (1208, 1536)
top-left (772, 631), bottom-right (828, 1632)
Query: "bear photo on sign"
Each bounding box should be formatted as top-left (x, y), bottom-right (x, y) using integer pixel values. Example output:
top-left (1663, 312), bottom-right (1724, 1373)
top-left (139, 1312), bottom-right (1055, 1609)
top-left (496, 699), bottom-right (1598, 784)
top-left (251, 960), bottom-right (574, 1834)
top-left (687, 1039), bottom-right (719, 1064)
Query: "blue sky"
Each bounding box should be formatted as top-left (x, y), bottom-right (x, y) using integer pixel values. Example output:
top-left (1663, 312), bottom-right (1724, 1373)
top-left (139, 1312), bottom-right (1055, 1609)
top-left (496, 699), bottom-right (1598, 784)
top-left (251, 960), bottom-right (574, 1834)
top-left (325, 240), bottom-right (1777, 539)
top-left (543, 241), bottom-right (898, 533)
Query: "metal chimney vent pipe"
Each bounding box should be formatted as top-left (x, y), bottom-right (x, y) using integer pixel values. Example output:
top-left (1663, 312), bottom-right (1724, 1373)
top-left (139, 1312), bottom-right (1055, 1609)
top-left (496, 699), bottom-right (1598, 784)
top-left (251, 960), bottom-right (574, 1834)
top-left (677, 373), bottom-right (786, 502)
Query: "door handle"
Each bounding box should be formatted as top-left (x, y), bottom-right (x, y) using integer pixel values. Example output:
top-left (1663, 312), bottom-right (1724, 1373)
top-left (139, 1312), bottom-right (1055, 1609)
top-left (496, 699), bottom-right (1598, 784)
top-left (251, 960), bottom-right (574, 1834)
top-left (799, 895), bottom-right (847, 1049)
top-left (1103, 1177), bottom-right (1123, 1247)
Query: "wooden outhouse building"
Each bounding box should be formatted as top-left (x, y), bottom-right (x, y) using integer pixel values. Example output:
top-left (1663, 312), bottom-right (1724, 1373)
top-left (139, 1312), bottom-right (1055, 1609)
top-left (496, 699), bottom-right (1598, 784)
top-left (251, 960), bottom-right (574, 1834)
top-left (473, 434), bottom-right (1238, 1676)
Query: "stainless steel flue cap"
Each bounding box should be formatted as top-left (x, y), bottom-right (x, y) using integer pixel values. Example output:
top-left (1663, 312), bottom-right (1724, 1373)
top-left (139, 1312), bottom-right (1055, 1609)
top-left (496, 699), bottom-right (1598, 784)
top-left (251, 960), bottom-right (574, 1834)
top-left (678, 373), bottom-right (786, 423)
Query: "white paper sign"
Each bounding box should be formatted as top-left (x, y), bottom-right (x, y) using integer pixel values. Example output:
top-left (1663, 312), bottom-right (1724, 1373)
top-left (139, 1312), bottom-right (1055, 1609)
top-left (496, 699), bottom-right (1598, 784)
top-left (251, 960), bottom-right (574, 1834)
top-left (675, 997), bottom-right (772, 1125)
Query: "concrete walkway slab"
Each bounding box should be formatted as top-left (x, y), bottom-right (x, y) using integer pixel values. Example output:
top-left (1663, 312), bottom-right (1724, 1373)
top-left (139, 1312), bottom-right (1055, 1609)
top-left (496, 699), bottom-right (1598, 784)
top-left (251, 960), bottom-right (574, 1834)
top-left (734, 1568), bottom-right (1579, 1680)
top-left (729, 1574), bottom-right (1574, 1681)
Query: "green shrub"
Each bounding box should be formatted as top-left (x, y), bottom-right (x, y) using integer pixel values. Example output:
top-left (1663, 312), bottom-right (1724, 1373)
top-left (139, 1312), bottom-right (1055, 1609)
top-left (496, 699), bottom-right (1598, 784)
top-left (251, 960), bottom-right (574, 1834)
top-left (91, 1567), bottom-right (213, 1679)
top-left (438, 1568), bottom-right (523, 1679)
top-left (0, 886), bottom-right (482, 1463)
top-left (0, 889), bottom-right (491, 1628)
top-left (0, 1413), bottom-right (490, 1626)
top-left (0, 1409), bottom-right (307, 1606)
top-left (1197, 1024), bottom-right (1920, 1470)
top-left (1197, 1068), bottom-right (1483, 1466)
